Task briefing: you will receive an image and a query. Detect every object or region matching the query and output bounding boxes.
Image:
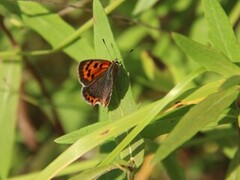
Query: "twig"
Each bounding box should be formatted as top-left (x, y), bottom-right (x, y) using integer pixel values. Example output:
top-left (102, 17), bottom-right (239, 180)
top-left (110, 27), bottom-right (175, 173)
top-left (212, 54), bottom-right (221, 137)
top-left (0, 15), bottom-right (17, 47)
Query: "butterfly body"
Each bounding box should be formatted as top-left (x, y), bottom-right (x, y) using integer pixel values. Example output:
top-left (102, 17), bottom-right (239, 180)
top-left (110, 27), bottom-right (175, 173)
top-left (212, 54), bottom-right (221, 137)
top-left (78, 60), bottom-right (120, 107)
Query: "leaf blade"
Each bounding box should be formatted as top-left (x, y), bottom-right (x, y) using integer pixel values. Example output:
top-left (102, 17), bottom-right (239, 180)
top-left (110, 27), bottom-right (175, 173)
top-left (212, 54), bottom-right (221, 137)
top-left (0, 57), bottom-right (22, 178)
top-left (93, 0), bottom-right (137, 117)
top-left (35, 67), bottom-right (204, 179)
top-left (202, 0), bottom-right (240, 62)
top-left (153, 87), bottom-right (238, 163)
top-left (99, 68), bottom-right (205, 166)
top-left (173, 33), bottom-right (240, 77)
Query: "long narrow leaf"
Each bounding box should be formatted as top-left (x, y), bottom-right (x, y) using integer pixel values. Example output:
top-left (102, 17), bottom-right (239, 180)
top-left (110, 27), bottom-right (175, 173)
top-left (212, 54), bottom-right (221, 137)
top-left (18, 1), bottom-right (93, 60)
top-left (35, 68), bottom-right (203, 179)
top-left (93, 0), bottom-right (137, 119)
top-left (226, 148), bottom-right (240, 179)
top-left (153, 87), bottom-right (238, 163)
top-left (93, 0), bottom-right (143, 170)
top-left (70, 160), bottom-right (128, 180)
top-left (100, 68), bottom-right (205, 166)
top-left (173, 33), bottom-right (240, 77)
top-left (202, 0), bottom-right (240, 62)
top-left (0, 56), bottom-right (22, 178)
top-left (1, 0), bottom-right (125, 59)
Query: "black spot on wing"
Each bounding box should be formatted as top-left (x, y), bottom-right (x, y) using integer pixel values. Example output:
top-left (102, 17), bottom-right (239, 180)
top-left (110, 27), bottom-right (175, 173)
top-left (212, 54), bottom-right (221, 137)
top-left (94, 63), bottom-right (98, 68)
top-left (87, 69), bottom-right (91, 77)
top-left (86, 60), bottom-right (93, 70)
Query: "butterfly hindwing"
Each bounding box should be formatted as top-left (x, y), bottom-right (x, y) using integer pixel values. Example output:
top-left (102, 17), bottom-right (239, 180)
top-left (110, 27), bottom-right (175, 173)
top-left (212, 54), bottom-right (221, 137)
top-left (82, 66), bottom-right (114, 106)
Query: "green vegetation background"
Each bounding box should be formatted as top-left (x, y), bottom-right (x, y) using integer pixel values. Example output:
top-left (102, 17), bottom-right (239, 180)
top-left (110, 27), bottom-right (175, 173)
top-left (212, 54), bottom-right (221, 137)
top-left (0, 0), bottom-right (240, 179)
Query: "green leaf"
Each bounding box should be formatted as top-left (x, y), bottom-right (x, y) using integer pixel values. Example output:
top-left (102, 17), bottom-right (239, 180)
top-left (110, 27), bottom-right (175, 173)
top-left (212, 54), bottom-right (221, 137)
top-left (36, 114), bottom-right (137, 179)
top-left (18, 1), bottom-right (93, 60)
top-left (173, 33), bottom-right (240, 77)
top-left (162, 153), bottom-right (186, 180)
top-left (35, 67), bottom-right (203, 179)
top-left (93, 0), bottom-right (137, 117)
top-left (1, 0), bottom-right (125, 59)
top-left (184, 128), bottom-right (237, 148)
top-left (0, 56), bottom-right (22, 178)
top-left (153, 87), bottom-right (238, 163)
top-left (219, 76), bottom-right (240, 91)
top-left (184, 80), bottom-right (223, 101)
top-left (69, 160), bottom-right (128, 180)
top-left (142, 80), bottom-right (225, 140)
top-left (226, 149), bottom-right (240, 180)
top-left (229, 1), bottom-right (240, 26)
top-left (9, 159), bottom-right (101, 180)
top-left (142, 106), bottom-right (193, 139)
top-left (34, 0), bottom-right (142, 178)
top-left (93, 0), bottom-right (144, 170)
top-left (202, 0), bottom-right (240, 62)
top-left (1, 1), bottom-right (94, 60)
top-left (35, 98), bottom-right (164, 179)
top-left (55, 121), bottom-right (111, 144)
top-left (99, 68), bottom-right (205, 166)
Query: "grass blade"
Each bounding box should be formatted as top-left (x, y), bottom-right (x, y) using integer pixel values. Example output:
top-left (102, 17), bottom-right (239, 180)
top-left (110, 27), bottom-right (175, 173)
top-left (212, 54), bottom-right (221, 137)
top-left (153, 87), bottom-right (238, 163)
top-left (93, 0), bottom-right (144, 172)
top-left (0, 56), bottom-right (22, 178)
top-left (99, 68), bottom-right (205, 166)
top-left (35, 67), bottom-right (203, 179)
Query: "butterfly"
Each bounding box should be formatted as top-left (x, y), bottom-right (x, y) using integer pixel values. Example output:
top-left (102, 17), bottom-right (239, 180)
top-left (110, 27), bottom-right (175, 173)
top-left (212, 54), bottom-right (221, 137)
top-left (78, 60), bottom-right (120, 107)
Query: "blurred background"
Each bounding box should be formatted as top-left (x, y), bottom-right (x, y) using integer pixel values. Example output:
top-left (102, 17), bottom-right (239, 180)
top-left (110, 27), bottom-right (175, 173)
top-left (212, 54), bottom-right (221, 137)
top-left (0, 0), bottom-right (239, 179)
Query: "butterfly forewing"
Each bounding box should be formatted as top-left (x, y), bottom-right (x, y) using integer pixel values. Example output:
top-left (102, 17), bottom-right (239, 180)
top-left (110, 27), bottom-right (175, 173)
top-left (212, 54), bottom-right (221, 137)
top-left (78, 60), bottom-right (112, 86)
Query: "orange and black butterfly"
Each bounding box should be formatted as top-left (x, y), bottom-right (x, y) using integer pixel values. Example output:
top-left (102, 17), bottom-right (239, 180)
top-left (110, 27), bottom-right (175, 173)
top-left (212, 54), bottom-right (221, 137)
top-left (78, 60), bottom-right (120, 107)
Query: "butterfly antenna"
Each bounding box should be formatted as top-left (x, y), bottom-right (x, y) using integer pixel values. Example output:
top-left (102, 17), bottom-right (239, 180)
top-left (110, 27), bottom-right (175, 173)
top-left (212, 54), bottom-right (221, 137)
top-left (102, 39), bottom-right (122, 61)
top-left (110, 43), bottom-right (119, 60)
top-left (111, 42), bottom-right (133, 61)
top-left (120, 49), bottom-right (134, 61)
top-left (125, 49), bottom-right (134, 58)
top-left (102, 38), bottom-right (114, 60)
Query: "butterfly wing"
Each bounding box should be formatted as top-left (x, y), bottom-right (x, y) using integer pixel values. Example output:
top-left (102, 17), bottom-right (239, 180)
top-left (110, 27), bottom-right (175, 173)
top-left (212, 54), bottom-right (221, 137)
top-left (81, 61), bottom-right (119, 107)
top-left (78, 60), bottom-right (112, 86)
top-left (82, 69), bottom-right (113, 107)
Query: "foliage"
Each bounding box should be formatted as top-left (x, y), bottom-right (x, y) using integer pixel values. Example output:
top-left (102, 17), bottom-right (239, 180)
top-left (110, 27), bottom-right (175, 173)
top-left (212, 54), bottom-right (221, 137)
top-left (0, 0), bottom-right (240, 179)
